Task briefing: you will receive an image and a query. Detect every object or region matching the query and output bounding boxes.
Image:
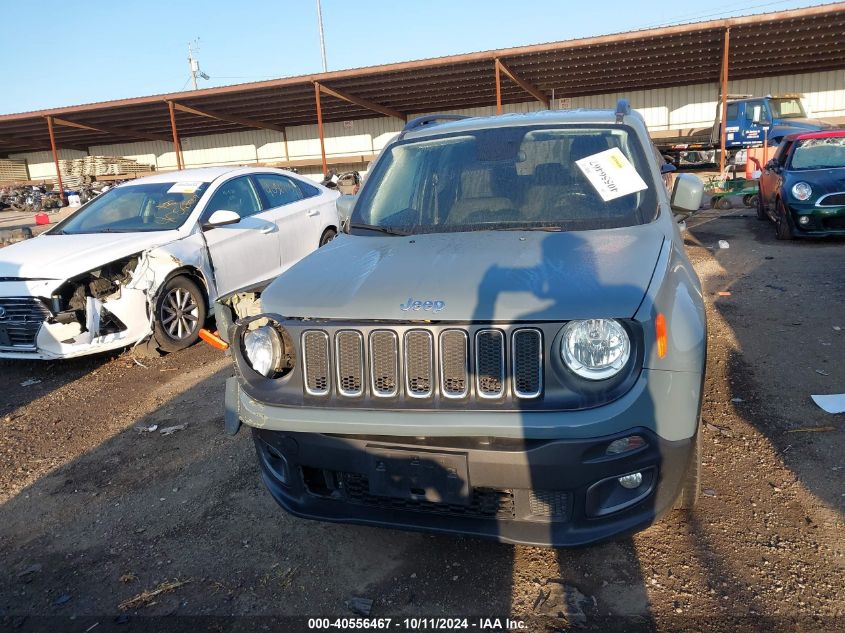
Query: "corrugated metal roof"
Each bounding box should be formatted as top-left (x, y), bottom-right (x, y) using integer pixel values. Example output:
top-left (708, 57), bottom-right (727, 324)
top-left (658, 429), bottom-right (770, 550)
top-left (2, 2), bottom-right (844, 155)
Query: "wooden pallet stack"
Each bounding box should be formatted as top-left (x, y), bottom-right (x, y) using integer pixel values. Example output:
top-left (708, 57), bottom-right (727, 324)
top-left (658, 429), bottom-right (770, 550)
top-left (0, 159), bottom-right (29, 185)
top-left (58, 156), bottom-right (154, 189)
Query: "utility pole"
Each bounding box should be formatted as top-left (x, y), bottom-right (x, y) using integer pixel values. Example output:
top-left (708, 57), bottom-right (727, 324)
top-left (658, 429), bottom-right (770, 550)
top-left (316, 0), bottom-right (327, 72)
top-left (187, 39), bottom-right (209, 90)
top-left (188, 40), bottom-right (199, 90)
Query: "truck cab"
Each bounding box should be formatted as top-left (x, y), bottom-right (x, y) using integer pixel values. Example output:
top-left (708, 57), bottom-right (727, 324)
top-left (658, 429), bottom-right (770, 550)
top-left (722, 95), bottom-right (835, 148)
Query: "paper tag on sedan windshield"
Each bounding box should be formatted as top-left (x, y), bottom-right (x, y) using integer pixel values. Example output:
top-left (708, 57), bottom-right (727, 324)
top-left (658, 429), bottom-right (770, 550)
top-left (167, 182), bottom-right (203, 194)
top-left (575, 148), bottom-right (648, 201)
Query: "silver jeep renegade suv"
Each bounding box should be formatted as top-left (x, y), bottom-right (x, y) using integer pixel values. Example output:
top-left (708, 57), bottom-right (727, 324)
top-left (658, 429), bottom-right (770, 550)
top-left (219, 101), bottom-right (706, 547)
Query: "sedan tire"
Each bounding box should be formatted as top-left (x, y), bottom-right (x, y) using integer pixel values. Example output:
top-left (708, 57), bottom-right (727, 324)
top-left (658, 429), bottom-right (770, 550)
top-left (153, 275), bottom-right (207, 352)
top-left (319, 227), bottom-right (337, 247)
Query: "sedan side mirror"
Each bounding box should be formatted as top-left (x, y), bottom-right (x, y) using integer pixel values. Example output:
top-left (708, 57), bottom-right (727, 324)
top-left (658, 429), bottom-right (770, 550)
top-left (670, 173), bottom-right (704, 213)
top-left (336, 195), bottom-right (356, 231)
top-left (204, 209), bottom-right (241, 229)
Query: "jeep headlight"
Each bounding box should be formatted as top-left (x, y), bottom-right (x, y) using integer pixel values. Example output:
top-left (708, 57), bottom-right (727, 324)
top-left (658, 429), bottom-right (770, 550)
top-left (560, 319), bottom-right (630, 380)
top-left (791, 182), bottom-right (812, 201)
top-left (242, 325), bottom-right (283, 377)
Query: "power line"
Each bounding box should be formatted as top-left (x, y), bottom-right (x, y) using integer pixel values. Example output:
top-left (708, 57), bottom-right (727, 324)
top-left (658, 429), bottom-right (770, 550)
top-left (632, 0), bottom-right (798, 30)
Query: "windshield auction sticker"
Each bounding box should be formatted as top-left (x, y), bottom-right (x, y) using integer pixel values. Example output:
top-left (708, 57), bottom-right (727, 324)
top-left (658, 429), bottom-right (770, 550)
top-left (167, 182), bottom-right (203, 194)
top-left (575, 147), bottom-right (648, 201)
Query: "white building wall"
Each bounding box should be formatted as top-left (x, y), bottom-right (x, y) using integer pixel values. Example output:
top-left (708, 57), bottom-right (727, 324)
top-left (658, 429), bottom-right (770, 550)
top-left (9, 69), bottom-right (843, 182)
top-left (10, 149), bottom-right (87, 180)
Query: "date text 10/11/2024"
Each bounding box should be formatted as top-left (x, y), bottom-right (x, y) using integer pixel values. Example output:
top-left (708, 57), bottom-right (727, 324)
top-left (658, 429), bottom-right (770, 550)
top-left (307, 617), bottom-right (527, 630)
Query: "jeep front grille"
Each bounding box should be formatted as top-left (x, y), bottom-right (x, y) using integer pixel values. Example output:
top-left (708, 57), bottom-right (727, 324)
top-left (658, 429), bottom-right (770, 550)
top-left (475, 329), bottom-right (505, 398)
top-left (302, 331), bottom-right (330, 396)
top-left (0, 297), bottom-right (51, 350)
top-left (439, 329), bottom-right (468, 398)
top-left (405, 329), bottom-right (434, 398)
top-left (512, 329), bottom-right (543, 398)
top-left (369, 330), bottom-right (399, 397)
top-left (301, 326), bottom-right (543, 401)
top-left (335, 330), bottom-right (364, 397)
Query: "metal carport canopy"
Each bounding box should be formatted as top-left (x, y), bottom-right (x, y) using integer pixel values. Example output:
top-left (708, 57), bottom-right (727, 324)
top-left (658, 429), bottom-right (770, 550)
top-left (1, 2), bottom-right (844, 155)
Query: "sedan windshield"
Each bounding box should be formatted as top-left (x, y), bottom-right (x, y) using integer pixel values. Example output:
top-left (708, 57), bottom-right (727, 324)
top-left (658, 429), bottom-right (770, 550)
top-left (790, 137), bottom-right (845, 170)
top-left (53, 182), bottom-right (210, 234)
top-left (351, 125), bottom-right (657, 235)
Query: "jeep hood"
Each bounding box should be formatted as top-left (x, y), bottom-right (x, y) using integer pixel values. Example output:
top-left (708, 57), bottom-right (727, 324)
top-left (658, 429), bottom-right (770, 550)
top-left (0, 231), bottom-right (176, 281)
top-left (262, 225), bottom-right (665, 322)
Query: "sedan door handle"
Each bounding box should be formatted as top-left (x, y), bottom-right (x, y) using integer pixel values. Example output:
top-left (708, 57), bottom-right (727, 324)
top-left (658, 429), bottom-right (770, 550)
top-left (307, 209), bottom-right (320, 217)
top-left (260, 224), bottom-right (275, 234)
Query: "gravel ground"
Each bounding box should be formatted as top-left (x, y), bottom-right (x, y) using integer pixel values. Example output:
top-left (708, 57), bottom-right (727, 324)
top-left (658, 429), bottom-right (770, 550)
top-left (0, 210), bottom-right (843, 632)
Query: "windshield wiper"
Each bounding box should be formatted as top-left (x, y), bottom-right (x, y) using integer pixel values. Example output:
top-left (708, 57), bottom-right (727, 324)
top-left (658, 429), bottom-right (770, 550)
top-left (349, 223), bottom-right (410, 236)
top-left (485, 225), bottom-right (564, 232)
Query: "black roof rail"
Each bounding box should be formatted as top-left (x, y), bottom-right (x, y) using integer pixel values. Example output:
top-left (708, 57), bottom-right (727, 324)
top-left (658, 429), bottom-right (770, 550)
top-left (615, 99), bottom-right (631, 123)
top-left (399, 114), bottom-right (470, 139)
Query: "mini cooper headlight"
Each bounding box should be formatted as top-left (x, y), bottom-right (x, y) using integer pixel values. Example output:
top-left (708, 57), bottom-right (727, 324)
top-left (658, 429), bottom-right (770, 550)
top-left (791, 182), bottom-right (812, 201)
top-left (561, 319), bottom-right (631, 380)
top-left (242, 324), bottom-right (283, 377)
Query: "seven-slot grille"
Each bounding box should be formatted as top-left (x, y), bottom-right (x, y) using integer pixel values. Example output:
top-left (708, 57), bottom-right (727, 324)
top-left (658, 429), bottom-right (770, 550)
top-left (301, 326), bottom-right (543, 401)
top-left (0, 297), bottom-right (51, 350)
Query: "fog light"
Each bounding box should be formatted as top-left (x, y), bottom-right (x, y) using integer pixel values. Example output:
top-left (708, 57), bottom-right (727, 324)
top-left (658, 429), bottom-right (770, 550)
top-left (618, 472), bottom-right (643, 489)
top-left (606, 435), bottom-right (646, 455)
top-left (798, 215), bottom-right (810, 226)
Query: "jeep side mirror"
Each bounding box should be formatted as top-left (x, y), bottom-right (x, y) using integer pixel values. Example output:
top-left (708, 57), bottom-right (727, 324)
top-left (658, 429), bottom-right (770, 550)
top-left (670, 173), bottom-right (704, 213)
top-left (203, 209), bottom-right (241, 229)
top-left (336, 195), bottom-right (356, 231)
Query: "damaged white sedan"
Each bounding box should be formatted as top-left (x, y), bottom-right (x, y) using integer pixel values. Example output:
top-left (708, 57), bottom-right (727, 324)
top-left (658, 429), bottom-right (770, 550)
top-left (0, 166), bottom-right (340, 359)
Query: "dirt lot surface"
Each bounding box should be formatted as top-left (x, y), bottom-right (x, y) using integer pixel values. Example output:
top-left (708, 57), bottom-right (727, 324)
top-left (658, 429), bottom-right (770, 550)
top-left (0, 211), bottom-right (843, 632)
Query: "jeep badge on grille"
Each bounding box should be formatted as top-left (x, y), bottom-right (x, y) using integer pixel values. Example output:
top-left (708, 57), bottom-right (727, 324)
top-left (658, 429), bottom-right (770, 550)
top-left (399, 298), bottom-right (445, 313)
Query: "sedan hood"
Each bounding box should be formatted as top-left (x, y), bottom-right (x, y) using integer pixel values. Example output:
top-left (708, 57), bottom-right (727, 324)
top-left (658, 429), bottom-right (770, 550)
top-left (262, 225), bottom-right (665, 322)
top-left (0, 232), bottom-right (176, 281)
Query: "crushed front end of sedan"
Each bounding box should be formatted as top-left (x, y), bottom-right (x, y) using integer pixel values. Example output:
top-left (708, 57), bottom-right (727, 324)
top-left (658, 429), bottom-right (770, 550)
top-left (222, 102), bottom-right (707, 547)
top-left (0, 241), bottom-right (211, 360)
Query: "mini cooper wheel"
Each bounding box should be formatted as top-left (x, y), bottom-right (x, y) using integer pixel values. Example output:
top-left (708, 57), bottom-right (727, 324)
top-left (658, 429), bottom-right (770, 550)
top-left (775, 199), bottom-right (795, 240)
top-left (153, 276), bottom-right (207, 352)
top-left (755, 192), bottom-right (767, 220)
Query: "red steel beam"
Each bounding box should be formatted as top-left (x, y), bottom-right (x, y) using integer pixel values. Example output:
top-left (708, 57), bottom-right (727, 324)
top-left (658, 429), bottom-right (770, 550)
top-left (495, 58), bottom-right (550, 109)
top-left (314, 82), bottom-right (328, 177)
top-left (719, 27), bottom-right (730, 174)
top-left (45, 117), bottom-right (66, 201)
top-left (167, 101), bottom-right (184, 170)
top-left (170, 101), bottom-right (286, 134)
top-left (495, 60), bottom-right (502, 115)
top-left (51, 116), bottom-right (172, 144)
top-left (316, 82), bottom-right (406, 121)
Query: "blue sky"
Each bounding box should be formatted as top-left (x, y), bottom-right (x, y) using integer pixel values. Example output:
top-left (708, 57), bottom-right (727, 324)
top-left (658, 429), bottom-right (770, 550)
top-left (1, 0), bottom-right (825, 114)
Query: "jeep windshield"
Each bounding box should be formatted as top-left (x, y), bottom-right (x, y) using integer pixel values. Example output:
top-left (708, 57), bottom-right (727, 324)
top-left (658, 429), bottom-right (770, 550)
top-left (350, 125), bottom-right (658, 236)
top-left (52, 182), bottom-right (210, 234)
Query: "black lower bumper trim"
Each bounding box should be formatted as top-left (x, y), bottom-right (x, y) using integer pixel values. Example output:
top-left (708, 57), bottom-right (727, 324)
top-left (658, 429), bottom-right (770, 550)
top-left (252, 428), bottom-right (695, 547)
